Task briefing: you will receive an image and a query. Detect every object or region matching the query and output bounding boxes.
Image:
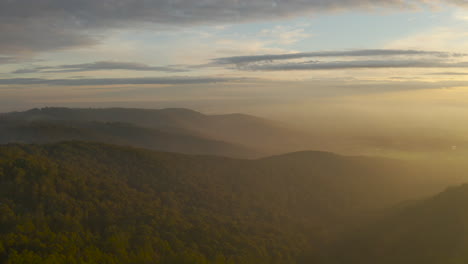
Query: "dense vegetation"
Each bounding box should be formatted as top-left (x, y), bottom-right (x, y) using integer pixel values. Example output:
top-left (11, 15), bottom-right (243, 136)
top-left (318, 183), bottom-right (468, 264)
top-left (0, 142), bottom-right (459, 263)
top-left (0, 142), bottom-right (283, 264)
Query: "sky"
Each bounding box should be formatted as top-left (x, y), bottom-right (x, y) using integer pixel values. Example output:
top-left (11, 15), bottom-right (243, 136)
top-left (1, 0), bottom-right (468, 128)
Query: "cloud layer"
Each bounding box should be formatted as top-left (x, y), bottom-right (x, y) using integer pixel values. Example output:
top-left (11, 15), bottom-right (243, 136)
top-left (0, 76), bottom-right (251, 86)
top-left (1, 0), bottom-right (466, 55)
top-left (213, 50), bottom-right (467, 65)
top-left (210, 49), bottom-right (468, 71)
top-left (0, 57), bottom-right (18, 65)
top-left (12, 61), bottom-right (187, 74)
top-left (8, 49), bottom-right (468, 74)
top-left (243, 60), bottom-right (468, 71)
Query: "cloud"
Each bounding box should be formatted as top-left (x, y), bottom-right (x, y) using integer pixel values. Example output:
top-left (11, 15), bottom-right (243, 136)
top-left (1, 0), bottom-right (466, 55)
top-left (11, 68), bottom-right (41, 74)
top-left (207, 49), bottom-right (468, 72)
top-left (0, 57), bottom-right (19, 65)
top-left (260, 25), bottom-right (311, 45)
top-left (385, 27), bottom-right (468, 52)
top-left (0, 17), bottom-right (97, 55)
top-left (12, 61), bottom-right (188, 74)
top-left (212, 49), bottom-right (466, 65)
top-left (0, 76), bottom-right (252, 86)
top-left (240, 60), bottom-right (468, 71)
top-left (427, 72), bottom-right (468, 75)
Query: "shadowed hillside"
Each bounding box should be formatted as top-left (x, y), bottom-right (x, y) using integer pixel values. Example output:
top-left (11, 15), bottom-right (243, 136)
top-left (0, 107), bottom-right (311, 154)
top-left (0, 120), bottom-right (255, 158)
top-left (318, 183), bottom-right (468, 264)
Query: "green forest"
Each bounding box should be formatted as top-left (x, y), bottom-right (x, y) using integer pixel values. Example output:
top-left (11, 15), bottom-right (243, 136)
top-left (0, 141), bottom-right (467, 263)
top-left (0, 142), bottom-right (299, 264)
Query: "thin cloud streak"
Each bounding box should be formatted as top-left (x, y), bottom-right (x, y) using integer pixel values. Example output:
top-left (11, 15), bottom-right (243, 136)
top-left (213, 49), bottom-right (467, 65)
top-left (12, 61), bottom-right (188, 74)
top-left (0, 56), bottom-right (21, 65)
top-left (241, 60), bottom-right (468, 71)
top-left (427, 72), bottom-right (468, 75)
top-left (0, 77), bottom-right (253, 86)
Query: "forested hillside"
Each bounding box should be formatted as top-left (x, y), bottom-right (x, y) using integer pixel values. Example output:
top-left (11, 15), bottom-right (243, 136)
top-left (318, 183), bottom-right (468, 264)
top-left (0, 142), bottom-right (460, 263)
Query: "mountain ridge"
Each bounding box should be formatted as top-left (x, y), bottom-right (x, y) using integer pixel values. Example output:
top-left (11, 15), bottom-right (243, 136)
top-left (0, 107), bottom-right (314, 155)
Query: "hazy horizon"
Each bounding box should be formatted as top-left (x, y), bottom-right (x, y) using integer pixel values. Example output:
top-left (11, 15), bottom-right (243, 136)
top-left (2, 0), bottom-right (468, 162)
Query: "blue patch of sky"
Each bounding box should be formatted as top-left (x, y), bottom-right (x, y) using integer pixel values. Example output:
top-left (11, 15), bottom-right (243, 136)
top-left (118, 7), bottom-right (455, 57)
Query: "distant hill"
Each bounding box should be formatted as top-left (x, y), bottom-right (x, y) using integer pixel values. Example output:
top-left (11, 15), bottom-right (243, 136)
top-left (318, 183), bottom-right (468, 264)
top-left (0, 107), bottom-right (312, 154)
top-left (0, 119), bottom-right (255, 158)
top-left (0, 142), bottom-right (459, 263)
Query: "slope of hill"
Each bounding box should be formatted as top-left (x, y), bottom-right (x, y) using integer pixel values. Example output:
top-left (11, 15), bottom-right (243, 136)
top-left (319, 183), bottom-right (468, 264)
top-left (0, 107), bottom-right (311, 154)
top-left (0, 120), bottom-right (255, 158)
top-left (0, 142), bottom-right (459, 263)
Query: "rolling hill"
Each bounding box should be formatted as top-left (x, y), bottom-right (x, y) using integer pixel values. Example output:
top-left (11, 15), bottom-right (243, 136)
top-left (0, 107), bottom-right (312, 154)
top-left (0, 142), bottom-right (460, 263)
top-left (0, 120), bottom-right (255, 158)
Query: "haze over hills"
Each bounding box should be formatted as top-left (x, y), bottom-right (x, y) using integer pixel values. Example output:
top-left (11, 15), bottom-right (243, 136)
top-left (0, 107), bottom-right (312, 157)
top-left (4, 107), bottom-right (467, 160)
top-left (319, 183), bottom-right (468, 264)
top-left (3, 108), bottom-right (468, 264)
top-left (0, 141), bottom-right (462, 263)
top-left (0, 119), bottom-right (255, 158)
